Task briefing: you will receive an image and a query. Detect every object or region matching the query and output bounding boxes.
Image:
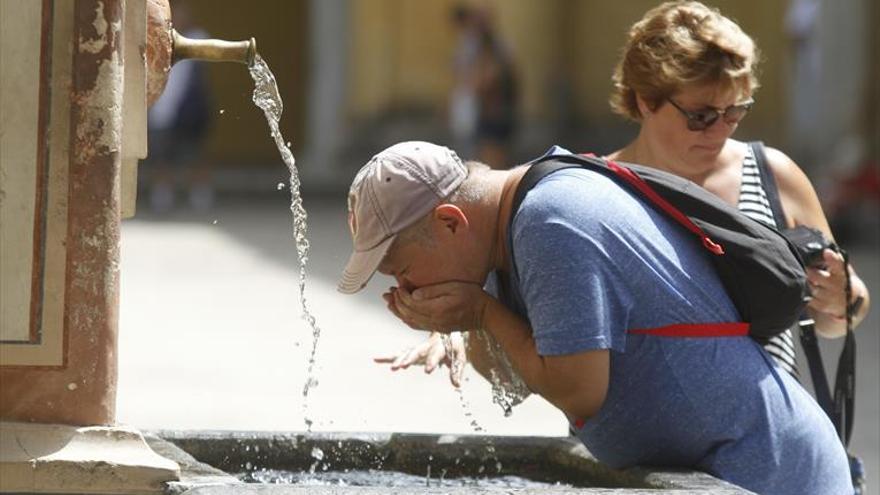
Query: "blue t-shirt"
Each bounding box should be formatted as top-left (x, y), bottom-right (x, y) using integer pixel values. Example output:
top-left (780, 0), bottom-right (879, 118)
top-left (486, 148), bottom-right (852, 494)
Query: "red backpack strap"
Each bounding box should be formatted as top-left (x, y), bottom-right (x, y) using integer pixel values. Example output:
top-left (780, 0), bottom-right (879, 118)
top-left (628, 322), bottom-right (749, 337)
top-left (581, 154), bottom-right (725, 256)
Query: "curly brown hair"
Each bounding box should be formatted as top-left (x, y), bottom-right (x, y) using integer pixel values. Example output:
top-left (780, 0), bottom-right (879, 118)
top-left (610, 1), bottom-right (760, 121)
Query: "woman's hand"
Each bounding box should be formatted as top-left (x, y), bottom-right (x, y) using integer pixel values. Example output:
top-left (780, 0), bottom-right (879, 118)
top-left (373, 331), bottom-right (467, 387)
top-left (806, 249), bottom-right (849, 319)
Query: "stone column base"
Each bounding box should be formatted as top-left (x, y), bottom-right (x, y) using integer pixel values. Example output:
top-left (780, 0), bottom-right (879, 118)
top-left (0, 421), bottom-right (179, 494)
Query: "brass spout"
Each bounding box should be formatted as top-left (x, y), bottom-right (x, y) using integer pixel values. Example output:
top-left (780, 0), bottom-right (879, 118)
top-left (172, 29), bottom-right (256, 66)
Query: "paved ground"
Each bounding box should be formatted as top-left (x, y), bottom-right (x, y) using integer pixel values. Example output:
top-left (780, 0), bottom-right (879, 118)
top-left (117, 193), bottom-right (879, 483)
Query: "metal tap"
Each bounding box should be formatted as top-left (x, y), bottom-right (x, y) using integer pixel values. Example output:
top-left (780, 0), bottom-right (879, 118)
top-left (171, 29), bottom-right (256, 66)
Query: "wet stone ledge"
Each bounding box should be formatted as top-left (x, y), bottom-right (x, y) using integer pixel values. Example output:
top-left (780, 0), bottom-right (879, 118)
top-left (149, 430), bottom-right (754, 494)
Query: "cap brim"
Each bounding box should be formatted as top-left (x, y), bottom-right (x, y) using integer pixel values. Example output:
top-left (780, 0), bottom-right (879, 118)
top-left (337, 235), bottom-right (396, 294)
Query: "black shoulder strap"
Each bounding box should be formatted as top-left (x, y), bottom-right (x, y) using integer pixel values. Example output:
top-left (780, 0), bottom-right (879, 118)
top-left (750, 141), bottom-right (787, 229)
top-left (511, 158), bottom-right (590, 217)
top-left (752, 142), bottom-right (857, 447)
top-left (508, 158), bottom-right (590, 274)
top-left (798, 319), bottom-right (836, 424)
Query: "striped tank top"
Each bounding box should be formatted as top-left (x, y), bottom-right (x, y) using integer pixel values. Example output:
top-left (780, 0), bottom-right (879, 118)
top-left (737, 144), bottom-right (800, 378)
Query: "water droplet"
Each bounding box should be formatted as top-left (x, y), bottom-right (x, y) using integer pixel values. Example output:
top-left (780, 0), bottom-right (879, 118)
top-left (245, 461), bottom-right (253, 470)
top-left (311, 446), bottom-right (324, 461)
top-left (302, 376), bottom-right (319, 395)
top-left (219, 109), bottom-right (225, 114)
top-left (67, 382), bottom-right (77, 391)
top-left (212, 219), bottom-right (218, 225)
top-left (277, 182), bottom-right (286, 190)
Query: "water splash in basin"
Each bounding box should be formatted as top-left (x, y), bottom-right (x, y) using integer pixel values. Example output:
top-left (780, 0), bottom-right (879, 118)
top-left (238, 468), bottom-right (573, 488)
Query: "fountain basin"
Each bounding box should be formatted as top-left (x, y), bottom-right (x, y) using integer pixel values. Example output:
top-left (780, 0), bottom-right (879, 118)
top-left (148, 430), bottom-right (753, 494)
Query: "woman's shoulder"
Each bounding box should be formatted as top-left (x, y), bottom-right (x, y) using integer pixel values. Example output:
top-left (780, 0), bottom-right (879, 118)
top-left (758, 144), bottom-right (828, 228)
top-left (736, 140), bottom-right (810, 193)
top-left (759, 145), bottom-right (813, 196)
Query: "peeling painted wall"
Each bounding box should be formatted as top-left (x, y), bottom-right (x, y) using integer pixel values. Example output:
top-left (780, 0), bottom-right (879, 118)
top-left (0, 0), bottom-right (127, 426)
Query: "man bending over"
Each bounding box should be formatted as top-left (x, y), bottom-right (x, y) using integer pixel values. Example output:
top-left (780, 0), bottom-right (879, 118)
top-left (337, 141), bottom-right (852, 494)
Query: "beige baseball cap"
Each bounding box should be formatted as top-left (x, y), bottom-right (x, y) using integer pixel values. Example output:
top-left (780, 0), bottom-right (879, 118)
top-left (338, 141), bottom-right (467, 294)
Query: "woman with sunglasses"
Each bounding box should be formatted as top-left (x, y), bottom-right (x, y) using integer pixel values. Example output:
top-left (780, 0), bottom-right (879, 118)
top-left (606, 0), bottom-right (870, 379)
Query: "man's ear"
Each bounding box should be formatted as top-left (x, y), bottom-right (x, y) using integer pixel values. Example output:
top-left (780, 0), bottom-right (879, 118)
top-left (433, 204), bottom-right (469, 235)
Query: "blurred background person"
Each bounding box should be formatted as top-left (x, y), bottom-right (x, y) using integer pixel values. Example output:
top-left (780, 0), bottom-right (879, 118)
top-left (449, 3), bottom-right (519, 169)
top-left (448, 4), bottom-right (481, 158)
top-left (472, 15), bottom-right (519, 169)
top-left (146, 2), bottom-right (214, 214)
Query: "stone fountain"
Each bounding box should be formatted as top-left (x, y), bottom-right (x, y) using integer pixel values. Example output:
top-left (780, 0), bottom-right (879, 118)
top-left (0, 0), bottom-right (250, 492)
top-left (0, 1), bottom-right (752, 493)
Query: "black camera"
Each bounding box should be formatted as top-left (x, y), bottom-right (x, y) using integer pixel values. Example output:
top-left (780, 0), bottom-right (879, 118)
top-left (782, 225), bottom-right (836, 268)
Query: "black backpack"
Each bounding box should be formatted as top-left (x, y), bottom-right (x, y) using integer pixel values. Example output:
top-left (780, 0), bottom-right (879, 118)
top-left (513, 153), bottom-right (810, 339)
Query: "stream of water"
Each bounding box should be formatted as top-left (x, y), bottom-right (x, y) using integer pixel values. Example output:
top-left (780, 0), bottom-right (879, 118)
top-left (248, 54), bottom-right (321, 430)
top-left (441, 334), bottom-right (502, 474)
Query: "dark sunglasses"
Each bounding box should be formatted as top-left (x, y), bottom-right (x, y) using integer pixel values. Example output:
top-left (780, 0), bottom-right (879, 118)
top-left (666, 98), bottom-right (755, 131)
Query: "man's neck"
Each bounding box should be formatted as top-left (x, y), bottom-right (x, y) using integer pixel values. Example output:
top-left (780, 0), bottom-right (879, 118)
top-left (487, 167), bottom-right (529, 274)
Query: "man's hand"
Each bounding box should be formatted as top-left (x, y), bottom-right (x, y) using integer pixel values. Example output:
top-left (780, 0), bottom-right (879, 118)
top-left (373, 331), bottom-right (467, 387)
top-left (382, 286), bottom-right (416, 328)
top-left (390, 282), bottom-right (491, 333)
